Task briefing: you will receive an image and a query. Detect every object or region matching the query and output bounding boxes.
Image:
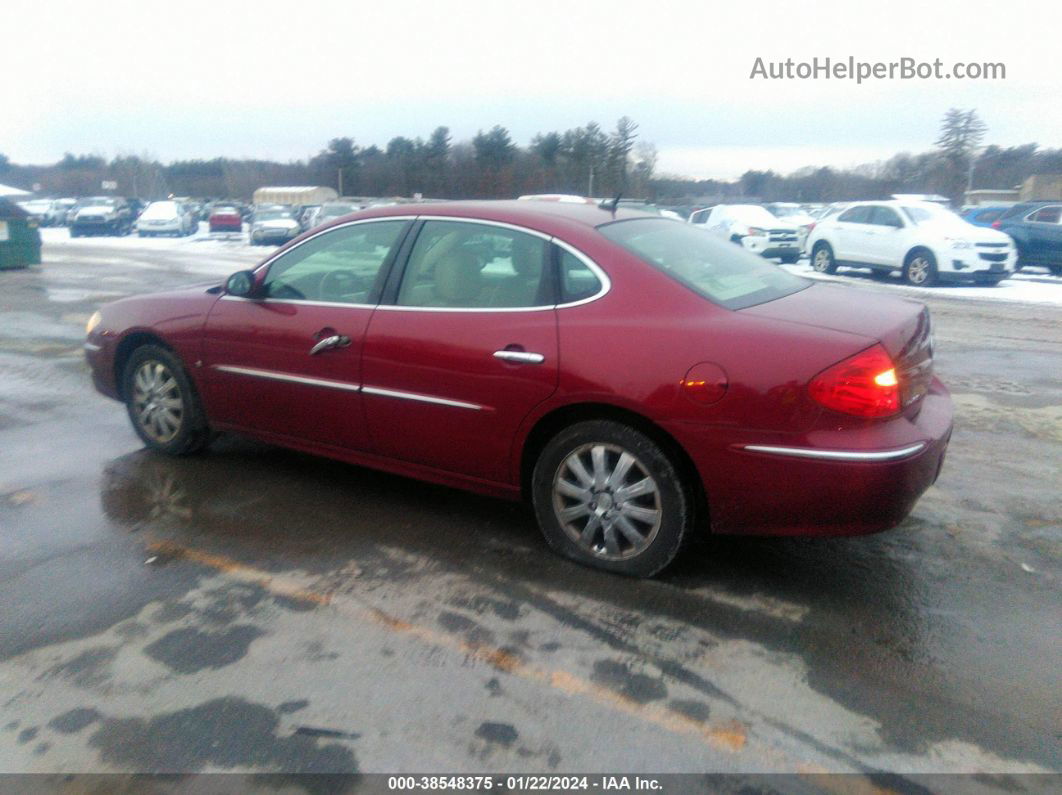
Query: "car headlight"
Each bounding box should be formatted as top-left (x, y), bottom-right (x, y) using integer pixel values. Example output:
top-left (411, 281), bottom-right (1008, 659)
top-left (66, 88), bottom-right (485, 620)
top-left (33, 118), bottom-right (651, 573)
top-left (946, 238), bottom-right (972, 249)
top-left (86, 311), bottom-right (102, 335)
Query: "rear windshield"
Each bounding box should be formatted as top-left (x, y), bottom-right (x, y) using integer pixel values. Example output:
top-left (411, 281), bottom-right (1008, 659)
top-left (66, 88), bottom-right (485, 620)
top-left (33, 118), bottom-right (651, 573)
top-left (598, 218), bottom-right (809, 310)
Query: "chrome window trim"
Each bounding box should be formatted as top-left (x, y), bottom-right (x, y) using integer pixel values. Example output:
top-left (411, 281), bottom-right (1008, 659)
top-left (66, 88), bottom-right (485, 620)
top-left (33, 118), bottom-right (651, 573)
top-left (219, 295), bottom-right (377, 310)
top-left (377, 215), bottom-right (611, 313)
top-left (229, 214), bottom-right (611, 313)
top-left (360, 385), bottom-right (485, 411)
top-left (213, 365), bottom-right (361, 393)
top-left (740, 442), bottom-right (927, 462)
top-left (1023, 205), bottom-right (1062, 224)
top-left (251, 215), bottom-right (420, 277)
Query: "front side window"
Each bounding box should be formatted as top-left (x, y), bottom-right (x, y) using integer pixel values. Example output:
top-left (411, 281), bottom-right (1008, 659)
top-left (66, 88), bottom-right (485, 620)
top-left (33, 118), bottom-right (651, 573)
top-left (397, 221), bottom-right (549, 309)
top-left (1028, 205), bottom-right (1062, 224)
top-left (262, 220), bottom-right (405, 304)
top-left (870, 206), bottom-right (903, 227)
top-left (599, 218), bottom-right (808, 310)
top-left (838, 206), bottom-right (872, 224)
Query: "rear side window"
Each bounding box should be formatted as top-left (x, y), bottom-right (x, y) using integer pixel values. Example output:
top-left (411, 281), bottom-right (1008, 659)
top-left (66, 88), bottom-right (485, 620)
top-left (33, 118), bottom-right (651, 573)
top-left (558, 248), bottom-right (602, 303)
top-left (838, 206), bottom-right (872, 224)
top-left (869, 206), bottom-right (903, 227)
top-left (397, 221), bottom-right (550, 309)
top-left (599, 218), bottom-right (808, 310)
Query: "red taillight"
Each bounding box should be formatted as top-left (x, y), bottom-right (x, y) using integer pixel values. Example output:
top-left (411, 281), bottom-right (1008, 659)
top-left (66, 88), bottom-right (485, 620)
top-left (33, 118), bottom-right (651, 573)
top-left (991, 220), bottom-right (1002, 229)
top-left (808, 344), bottom-right (901, 418)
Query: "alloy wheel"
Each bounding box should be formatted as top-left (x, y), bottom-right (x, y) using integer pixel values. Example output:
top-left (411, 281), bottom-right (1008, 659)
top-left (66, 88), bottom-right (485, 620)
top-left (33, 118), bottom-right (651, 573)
top-left (813, 248), bottom-right (832, 272)
top-left (552, 443), bottom-right (662, 561)
top-left (131, 361), bottom-right (184, 443)
top-left (908, 256), bottom-right (930, 285)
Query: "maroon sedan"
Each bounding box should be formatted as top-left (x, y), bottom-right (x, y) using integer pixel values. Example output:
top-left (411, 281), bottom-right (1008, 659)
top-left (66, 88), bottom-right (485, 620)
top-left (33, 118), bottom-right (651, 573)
top-left (208, 206), bottom-right (243, 233)
top-left (84, 201), bottom-right (952, 576)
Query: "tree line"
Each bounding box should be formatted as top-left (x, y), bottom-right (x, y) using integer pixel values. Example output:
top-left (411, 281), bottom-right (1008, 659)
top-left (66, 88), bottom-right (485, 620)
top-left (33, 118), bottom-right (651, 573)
top-left (1, 110), bottom-right (1057, 205)
top-left (0, 117), bottom-right (655, 202)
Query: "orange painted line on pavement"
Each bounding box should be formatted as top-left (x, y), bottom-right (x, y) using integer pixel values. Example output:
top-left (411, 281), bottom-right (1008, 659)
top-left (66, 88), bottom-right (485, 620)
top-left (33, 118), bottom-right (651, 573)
top-left (146, 539), bottom-right (751, 754)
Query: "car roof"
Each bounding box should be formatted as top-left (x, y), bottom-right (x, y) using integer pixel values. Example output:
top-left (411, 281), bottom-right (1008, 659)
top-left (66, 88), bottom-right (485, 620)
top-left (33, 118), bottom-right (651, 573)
top-left (346, 199), bottom-right (660, 234)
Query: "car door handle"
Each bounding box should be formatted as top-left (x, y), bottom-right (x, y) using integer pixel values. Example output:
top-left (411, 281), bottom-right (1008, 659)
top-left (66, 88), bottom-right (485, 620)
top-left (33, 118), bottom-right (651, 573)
top-left (493, 350), bottom-right (545, 364)
top-left (310, 334), bottom-right (351, 355)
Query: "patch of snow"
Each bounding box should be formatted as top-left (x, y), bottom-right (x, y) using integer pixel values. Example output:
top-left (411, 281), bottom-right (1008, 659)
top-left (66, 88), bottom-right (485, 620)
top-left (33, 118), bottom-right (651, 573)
top-left (781, 260), bottom-right (1062, 307)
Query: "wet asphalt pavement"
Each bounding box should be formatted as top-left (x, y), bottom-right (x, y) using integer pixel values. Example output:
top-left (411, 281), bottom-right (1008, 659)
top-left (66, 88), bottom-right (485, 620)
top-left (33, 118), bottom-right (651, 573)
top-left (0, 231), bottom-right (1059, 782)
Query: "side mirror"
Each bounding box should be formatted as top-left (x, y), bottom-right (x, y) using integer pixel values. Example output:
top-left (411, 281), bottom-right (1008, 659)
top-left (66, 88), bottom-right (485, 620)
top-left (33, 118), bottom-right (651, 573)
top-left (225, 270), bottom-right (257, 298)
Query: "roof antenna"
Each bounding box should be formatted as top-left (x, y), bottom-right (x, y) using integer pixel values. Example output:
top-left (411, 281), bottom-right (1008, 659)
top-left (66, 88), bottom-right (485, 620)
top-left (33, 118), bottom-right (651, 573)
top-left (600, 192), bottom-right (622, 216)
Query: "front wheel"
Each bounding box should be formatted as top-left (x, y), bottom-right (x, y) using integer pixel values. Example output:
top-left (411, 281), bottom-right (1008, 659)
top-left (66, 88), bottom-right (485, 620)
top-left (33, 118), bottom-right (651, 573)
top-left (904, 249), bottom-right (938, 286)
top-left (531, 420), bottom-right (692, 577)
top-left (122, 345), bottom-right (211, 456)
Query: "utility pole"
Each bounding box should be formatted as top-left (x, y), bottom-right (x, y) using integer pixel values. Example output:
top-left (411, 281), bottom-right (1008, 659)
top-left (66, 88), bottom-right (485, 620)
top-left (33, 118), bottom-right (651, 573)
top-left (338, 168), bottom-right (343, 196)
top-left (588, 164), bottom-right (594, 197)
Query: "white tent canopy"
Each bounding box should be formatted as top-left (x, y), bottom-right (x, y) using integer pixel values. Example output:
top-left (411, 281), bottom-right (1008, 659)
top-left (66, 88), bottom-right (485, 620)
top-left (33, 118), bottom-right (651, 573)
top-left (0, 183), bottom-right (31, 197)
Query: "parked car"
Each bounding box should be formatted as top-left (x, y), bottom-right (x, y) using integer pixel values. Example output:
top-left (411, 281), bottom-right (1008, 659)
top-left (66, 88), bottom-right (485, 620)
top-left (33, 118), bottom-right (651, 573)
top-left (298, 204), bottom-right (322, 231)
top-left (16, 199), bottom-right (63, 227)
top-left (209, 205), bottom-right (244, 233)
top-left (764, 202), bottom-right (817, 253)
top-left (137, 200), bottom-right (196, 237)
top-left (961, 205), bottom-right (1011, 228)
top-left (806, 200), bottom-right (1016, 286)
top-left (992, 201), bottom-right (1062, 274)
top-left (54, 198), bottom-right (78, 226)
top-left (311, 201), bottom-right (361, 228)
top-left (689, 204), bottom-right (801, 263)
top-left (69, 197), bottom-right (134, 237)
top-left (248, 208), bottom-right (301, 245)
top-left (84, 201), bottom-right (952, 576)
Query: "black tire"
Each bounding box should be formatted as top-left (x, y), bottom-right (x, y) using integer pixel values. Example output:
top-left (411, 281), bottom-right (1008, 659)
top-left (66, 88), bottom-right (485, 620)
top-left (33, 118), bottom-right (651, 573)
top-left (810, 242), bottom-right (837, 274)
top-left (531, 420), bottom-right (692, 577)
top-left (903, 248), bottom-right (938, 286)
top-left (122, 345), bottom-right (211, 456)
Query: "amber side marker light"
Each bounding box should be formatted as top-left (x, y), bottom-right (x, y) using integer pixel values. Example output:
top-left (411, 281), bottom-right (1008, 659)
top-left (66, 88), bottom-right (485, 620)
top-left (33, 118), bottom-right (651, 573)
top-left (808, 344), bottom-right (901, 418)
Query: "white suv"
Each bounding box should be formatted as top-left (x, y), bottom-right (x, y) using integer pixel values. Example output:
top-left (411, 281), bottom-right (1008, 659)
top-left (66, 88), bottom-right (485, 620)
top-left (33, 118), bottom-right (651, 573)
top-left (689, 204), bottom-right (802, 263)
top-left (805, 200), bottom-right (1016, 286)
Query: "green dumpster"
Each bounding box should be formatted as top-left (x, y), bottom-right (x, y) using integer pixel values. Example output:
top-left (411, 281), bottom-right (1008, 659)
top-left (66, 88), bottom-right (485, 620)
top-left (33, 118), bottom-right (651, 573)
top-left (0, 198), bottom-right (42, 269)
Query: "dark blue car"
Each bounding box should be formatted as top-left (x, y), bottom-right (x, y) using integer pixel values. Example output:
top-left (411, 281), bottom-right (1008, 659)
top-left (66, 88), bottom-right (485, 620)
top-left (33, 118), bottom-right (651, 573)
top-left (993, 201), bottom-right (1062, 274)
top-left (961, 205), bottom-right (1010, 227)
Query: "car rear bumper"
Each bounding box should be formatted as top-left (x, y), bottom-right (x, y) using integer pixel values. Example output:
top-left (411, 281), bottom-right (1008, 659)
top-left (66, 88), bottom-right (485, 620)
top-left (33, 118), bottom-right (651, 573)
top-left (665, 377), bottom-right (954, 536)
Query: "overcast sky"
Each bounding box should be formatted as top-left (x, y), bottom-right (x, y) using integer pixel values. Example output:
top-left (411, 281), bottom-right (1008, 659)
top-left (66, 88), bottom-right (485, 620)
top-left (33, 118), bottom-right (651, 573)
top-left (3, 0), bottom-right (1060, 179)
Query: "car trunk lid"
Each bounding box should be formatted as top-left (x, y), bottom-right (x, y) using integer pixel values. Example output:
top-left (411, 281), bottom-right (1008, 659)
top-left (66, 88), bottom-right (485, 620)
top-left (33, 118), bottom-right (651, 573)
top-left (741, 283), bottom-right (934, 409)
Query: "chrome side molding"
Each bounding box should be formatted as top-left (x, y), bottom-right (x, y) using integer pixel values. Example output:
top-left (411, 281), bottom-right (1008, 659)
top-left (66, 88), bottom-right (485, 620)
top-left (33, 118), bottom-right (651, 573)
top-left (740, 442), bottom-right (927, 462)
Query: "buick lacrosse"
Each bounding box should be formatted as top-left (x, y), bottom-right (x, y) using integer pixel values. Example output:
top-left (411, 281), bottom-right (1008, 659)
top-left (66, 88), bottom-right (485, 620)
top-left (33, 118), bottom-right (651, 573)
top-left (85, 201), bottom-right (952, 576)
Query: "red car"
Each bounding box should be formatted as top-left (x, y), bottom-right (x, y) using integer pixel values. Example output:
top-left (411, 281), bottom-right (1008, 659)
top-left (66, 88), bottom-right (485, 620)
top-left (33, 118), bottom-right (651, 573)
top-left (208, 206), bottom-right (243, 233)
top-left (84, 201), bottom-right (953, 576)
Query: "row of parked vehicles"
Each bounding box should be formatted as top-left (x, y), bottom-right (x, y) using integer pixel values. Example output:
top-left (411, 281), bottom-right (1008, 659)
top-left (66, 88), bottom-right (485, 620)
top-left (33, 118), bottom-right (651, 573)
top-left (686, 197), bottom-right (1062, 286)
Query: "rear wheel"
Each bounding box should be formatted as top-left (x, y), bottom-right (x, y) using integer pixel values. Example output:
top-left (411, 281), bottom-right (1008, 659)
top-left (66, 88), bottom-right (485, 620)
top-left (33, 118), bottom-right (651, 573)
top-left (122, 345), bottom-right (211, 456)
top-left (531, 420), bottom-right (691, 577)
top-left (903, 249), bottom-right (938, 286)
top-left (811, 242), bottom-right (837, 274)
